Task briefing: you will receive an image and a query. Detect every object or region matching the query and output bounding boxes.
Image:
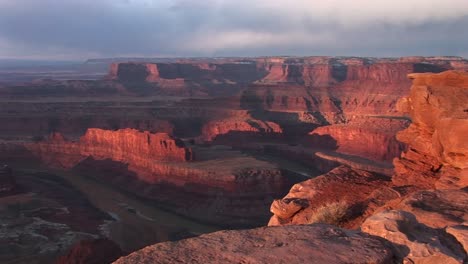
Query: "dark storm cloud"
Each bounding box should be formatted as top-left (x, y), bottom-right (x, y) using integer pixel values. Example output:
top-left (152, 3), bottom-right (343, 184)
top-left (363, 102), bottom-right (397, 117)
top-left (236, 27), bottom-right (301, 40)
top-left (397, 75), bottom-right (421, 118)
top-left (1, 0), bottom-right (468, 60)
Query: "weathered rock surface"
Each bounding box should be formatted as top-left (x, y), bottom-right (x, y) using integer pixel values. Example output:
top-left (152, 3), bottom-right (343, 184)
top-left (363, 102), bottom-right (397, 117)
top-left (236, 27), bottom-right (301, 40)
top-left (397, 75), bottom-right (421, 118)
top-left (56, 238), bottom-right (123, 264)
top-left (393, 71), bottom-right (468, 189)
top-left (362, 210), bottom-right (467, 263)
top-left (268, 166), bottom-right (399, 228)
top-left (113, 224), bottom-right (395, 264)
top-left (393, 189), bottom-right (468, 229)
top-left (446, 224), bottom-right (468, 254)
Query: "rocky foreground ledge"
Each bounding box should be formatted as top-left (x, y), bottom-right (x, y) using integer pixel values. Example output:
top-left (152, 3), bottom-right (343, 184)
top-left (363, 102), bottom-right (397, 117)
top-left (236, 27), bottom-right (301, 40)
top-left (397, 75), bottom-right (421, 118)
top-left (113, 224), bottom-right (394, 264)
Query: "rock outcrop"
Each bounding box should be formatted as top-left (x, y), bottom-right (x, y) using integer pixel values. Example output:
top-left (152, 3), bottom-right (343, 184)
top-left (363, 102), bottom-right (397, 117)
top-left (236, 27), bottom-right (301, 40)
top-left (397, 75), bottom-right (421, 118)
top-left (113, 224), bottom-right (395, 264)
top-left (362, 210), bottom-right (466, 263)
top-left (393, 71), bottom-right (468, 189)
top-left (27, 128), bottom-right (192, 168)
top-left (393, 189), bottom-right (468, 229)
top-left (201, 119), bottom-right (283, 142)
top-left (267, 70), bottom-right (468, 263)
top-left (268, 166), bottom-right (399, 228)
top-left (310, 117), bottom-right (408, 162)
top-left (109, 63), bottom-right (160, 82)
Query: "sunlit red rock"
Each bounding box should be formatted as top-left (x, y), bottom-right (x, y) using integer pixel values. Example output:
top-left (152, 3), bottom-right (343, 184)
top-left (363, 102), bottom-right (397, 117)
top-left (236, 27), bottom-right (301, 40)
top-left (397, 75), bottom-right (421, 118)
top-left (201, 119), bottom-right (283, 142)
top-left (362, 210), bottom-right (466, 263)
top-left (26, 129), bottom-right (193, 181)
top-left (24, 128), bottom-right (304, 227)
top-left (113, 225), bottom-right (394, 264)
top-left (310, 117), bottom-right (408, 162)
top-left (393, 71), bottom-right (468, 189)
top-left (268, 166), bottom-right (398, 228)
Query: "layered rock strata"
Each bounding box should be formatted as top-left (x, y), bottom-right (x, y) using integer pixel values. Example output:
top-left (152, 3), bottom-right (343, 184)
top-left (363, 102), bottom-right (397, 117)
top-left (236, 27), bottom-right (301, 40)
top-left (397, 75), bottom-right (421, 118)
top-left (393, 71), bottom-right (468, 189)
top-left (25, 129), bottom-right (304, 227)
top-left (27, 128), bottom-right (192, 168)
top-left (268, 70), bottom-right (468, 263)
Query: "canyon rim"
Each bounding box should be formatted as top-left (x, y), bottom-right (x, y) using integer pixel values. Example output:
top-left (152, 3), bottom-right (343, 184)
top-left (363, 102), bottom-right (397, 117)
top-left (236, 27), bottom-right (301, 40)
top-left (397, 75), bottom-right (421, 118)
top-left (1, 0), bottom-right (468, 263)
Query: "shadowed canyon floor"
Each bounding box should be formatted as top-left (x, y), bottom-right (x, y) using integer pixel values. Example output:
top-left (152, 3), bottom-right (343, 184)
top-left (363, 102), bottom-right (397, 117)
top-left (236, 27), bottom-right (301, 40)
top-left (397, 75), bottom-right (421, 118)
top-left (0, 57), bottom-right (467, 263)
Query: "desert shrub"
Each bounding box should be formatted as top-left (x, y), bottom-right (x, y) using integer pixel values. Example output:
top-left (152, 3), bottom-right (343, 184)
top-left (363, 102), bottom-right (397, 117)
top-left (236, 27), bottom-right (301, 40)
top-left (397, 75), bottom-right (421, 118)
top-left (307, 201), bottom-right (349, 226)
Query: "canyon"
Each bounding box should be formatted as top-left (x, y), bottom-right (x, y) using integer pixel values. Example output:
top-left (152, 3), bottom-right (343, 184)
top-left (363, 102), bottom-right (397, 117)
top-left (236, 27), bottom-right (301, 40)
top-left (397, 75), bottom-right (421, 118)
top-left (0, 56), bottom-right (466, 263)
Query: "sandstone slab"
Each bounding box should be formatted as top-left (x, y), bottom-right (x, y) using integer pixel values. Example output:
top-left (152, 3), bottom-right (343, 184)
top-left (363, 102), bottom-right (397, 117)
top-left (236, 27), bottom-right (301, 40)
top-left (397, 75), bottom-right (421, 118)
top-left (114, 225), bottom-right (394, 264)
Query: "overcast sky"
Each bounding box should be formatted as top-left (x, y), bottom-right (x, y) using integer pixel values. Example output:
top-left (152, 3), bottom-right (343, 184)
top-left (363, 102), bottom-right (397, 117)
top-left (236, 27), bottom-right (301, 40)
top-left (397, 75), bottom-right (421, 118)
top-left (1, 0), bottom-right (468, 60)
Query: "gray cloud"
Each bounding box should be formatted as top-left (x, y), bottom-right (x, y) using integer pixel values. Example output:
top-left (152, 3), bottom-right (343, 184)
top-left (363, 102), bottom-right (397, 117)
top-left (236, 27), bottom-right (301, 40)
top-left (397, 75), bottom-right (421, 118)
top-left (0, 0), bottom-right (467, 60)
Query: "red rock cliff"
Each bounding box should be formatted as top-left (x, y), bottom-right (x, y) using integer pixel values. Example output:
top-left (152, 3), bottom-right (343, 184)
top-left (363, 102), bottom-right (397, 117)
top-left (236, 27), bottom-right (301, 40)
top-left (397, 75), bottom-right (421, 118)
top-left (27, 128), bottom-right (193, 169)
top-left (393, 70), bottom-right (468, 189)
top-left (24, 128), bottom-right (303, 227)
top-left (108, 63), bottom-right (160, 82)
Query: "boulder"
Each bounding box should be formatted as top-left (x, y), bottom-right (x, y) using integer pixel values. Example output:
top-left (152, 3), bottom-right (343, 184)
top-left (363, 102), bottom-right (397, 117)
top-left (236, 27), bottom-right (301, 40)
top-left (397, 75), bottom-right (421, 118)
top-left (362, 210), bottom-right (467, 263)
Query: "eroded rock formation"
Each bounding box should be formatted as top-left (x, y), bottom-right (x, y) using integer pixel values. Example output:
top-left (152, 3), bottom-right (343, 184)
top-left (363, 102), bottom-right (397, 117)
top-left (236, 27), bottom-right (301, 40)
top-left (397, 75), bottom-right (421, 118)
top-left (27, 128), bottom-right (192, 168)
top-left (24, 128), bottom-right (304, 227)
top-left (1, 58), bottom-right (468, 263)
top-left (268, 70), bottom-right (468, 263)
top-left (393, 71), bottom-right (468, 189)
top-left (268, 166), bottom-right (398, 228)
top-left (201, 118), bottom-right (283, 142)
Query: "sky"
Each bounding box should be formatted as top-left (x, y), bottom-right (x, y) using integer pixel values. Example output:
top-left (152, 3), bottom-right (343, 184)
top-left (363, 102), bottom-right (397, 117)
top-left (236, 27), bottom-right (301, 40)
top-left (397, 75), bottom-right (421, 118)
top-left (1, 0), bottom-right (468, 60)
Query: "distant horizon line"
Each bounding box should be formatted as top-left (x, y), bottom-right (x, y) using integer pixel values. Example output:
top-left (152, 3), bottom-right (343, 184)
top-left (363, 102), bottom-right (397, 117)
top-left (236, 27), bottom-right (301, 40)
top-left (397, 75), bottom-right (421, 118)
top-left (0, 55), bottom-right (466, 64)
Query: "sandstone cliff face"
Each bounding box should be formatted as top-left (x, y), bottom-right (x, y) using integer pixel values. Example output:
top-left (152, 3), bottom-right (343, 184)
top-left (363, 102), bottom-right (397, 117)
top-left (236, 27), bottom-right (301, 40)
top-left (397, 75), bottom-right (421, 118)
top-left (113, 224), bottom-right (395, 264)
top-left (108, 61), bottom-right (268, 84)
top-left (27, 128), bottom-right (193, 175)
top-left (201, 119), bottom-right (283, 142)
top-left (393, 71), bottom-right (468, 189)
top-left (27, 128), bottom-right (193, 167)
top-left (107, 57), bottom-right (465, 91)
top-left (109, 63), bottom-right (160, 82)
top-left (310, 118), bottom-right (408, 162)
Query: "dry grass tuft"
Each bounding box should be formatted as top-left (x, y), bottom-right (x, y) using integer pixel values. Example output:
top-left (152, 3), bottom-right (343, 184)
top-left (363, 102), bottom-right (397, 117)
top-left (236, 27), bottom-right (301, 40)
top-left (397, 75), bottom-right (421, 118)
top-left (307, 201), bottom-right (349, 226)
